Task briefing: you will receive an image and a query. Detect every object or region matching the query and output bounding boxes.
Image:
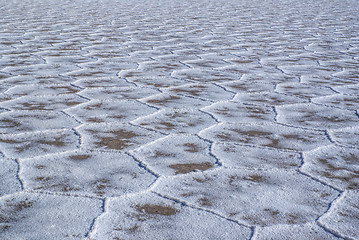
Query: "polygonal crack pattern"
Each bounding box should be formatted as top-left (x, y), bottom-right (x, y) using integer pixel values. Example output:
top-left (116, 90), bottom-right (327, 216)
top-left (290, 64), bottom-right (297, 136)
top-left (319, 190), bottom-right (359, 240)
top-left (0, 156), bottom-right (22, 197)
top-left (1, 0), bottom-right (358, 238)
top-left (328, 126), bottom-right (359, 148)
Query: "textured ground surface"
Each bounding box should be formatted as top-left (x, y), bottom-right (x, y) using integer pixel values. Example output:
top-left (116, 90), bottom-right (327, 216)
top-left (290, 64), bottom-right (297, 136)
top-left (1, 0), bottom-right (359, 239)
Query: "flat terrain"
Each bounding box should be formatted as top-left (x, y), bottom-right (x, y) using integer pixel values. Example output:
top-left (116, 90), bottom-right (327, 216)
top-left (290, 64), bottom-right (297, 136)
top-left (1, 0), bottom-right (359, 239)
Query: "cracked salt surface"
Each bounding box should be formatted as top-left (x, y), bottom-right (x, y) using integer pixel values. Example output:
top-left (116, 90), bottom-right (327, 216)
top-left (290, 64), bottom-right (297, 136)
top-left (319, 190), bottom-right (359, 240)
top-left (1, 0), bottom-right (359, 239)
top-left (0, 156), bottom-right (22, 196)
top-left (154, 169), bottom-right (338, 226)
top-left (131, 135), bottom-right (217, 176)
top-left (20, 151), bottom-right (156, 197)
top-left (253, 223), bottom-right (339, 240)
top-left (89, 193), bottom-right (251, 239)
top-left (0, 192), bottom-right (103, 239)
top-left (302, 146), bottom-right (359, 190)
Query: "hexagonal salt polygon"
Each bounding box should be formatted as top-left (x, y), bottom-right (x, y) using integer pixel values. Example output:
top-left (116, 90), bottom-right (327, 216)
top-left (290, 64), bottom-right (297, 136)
top-left (141, 93), bottom-right (213, 109)
top-left (20, 150), bottom-right (156, 197)
top-left (234, 92), bottom-right (307, 106)
top-left (203, 101), bottom-right (275, 123)
top-left (199, 123), bottom-right (330, 151)
top-left (276, 82), bottom-right (336, 99)
top-left (78, 123), bottom-right (164, 151)
top-left (132, 109), bottom-right (217, 134)
top-left (0, 192), bottom-right (102, 239)
top-left (165, 83), bottom-right (234, 101)
top-left (276, 103), bottom-right (358, 130)
top-left (0, 111), bottom-right (79, 134)
top-left (0, 129), bottom-right (80, 159)
top-left (0, 95), bottom-right (86, 111)
top-left (131, 135), bottom-right (216, 176)
top-left (212, 143), bottom-right (301, 169)
top-left (65, 99), bottom-right (157, 124)
top-left (79, 87), bottom-right (159, 100)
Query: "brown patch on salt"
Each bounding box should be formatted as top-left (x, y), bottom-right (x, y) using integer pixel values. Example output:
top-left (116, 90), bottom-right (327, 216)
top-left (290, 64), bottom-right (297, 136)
top-left (35, 176), bottom-right (51, 182)
top-left (95, 129), bottom-right (139, 150)
top-left (159, 121), bottom-right (175, 130)
top-left (21, 102), bottom-right (48, 110)
top-left (198, 197), bottom-right (212, 207)
top-left (85, 102), bottom-right (103, 110)
top-left (93, 178), bottom-right (110, 196)
top-left (243, 174), bottom-right (266, 182)
top-left (169, 162), bottom-right (212, 174)
top-left (38, 136), bottom-right (66, 147)
top-left (69, 154), bottom-right (91, 161)
top-left (135, 204), bottom-right (177, 216)
top-left (171, 88), bottom-right (201, 97)
top-left (0, 96), bottom-right (12, 102)
top-left (35, 165), bottom-right (45, 169)
top-left (215, 133), bottom-right (232, 141)
top-left (0, 119), bottom-right (20, 128)
top-left (231, 129), bottom-right (271, 137)
top-left (0, 138), bottom-right (21, 144)
top-left (10, 198), bottom-right (33, 212)
top-left (264, 208), bottom-right (280, 216)
top-left (50, 86), bottom-right (80, 94)
top-left (183, 143), bottom-right (200, 153)
top-left (65, 101), bottom-right (82, 106)
top-left (86, 117), bottom-right (104, 123)
top-left (153, 150), bottom-right (174, 158)
top-left (146, 95), bottom-right (181, 105)
top-left (318, 156), bottom-right (359, 190)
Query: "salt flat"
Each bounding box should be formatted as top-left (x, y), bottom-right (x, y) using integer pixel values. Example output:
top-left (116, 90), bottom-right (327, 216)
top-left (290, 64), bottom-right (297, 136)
top-left (1, 0), bottom-right (359, 239)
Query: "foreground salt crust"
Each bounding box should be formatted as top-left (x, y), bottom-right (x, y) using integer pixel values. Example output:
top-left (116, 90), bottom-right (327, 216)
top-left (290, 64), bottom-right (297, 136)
top-left (89, 193), bottom-right (251, 239)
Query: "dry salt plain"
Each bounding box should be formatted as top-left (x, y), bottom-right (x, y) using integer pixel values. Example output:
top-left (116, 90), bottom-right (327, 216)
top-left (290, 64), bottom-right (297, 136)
top-left (1, 0), bottom-right (359, 239)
